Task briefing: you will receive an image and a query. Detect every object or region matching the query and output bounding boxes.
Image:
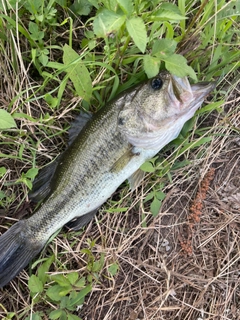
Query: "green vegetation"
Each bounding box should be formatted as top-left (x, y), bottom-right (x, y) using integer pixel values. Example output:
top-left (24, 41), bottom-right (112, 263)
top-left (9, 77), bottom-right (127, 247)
top-left (0, 0), bottom-right (239, 318)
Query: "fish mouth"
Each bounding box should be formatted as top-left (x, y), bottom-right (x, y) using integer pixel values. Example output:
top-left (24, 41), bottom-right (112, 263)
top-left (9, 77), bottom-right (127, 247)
top-left (190, 81), bottom-right (216, 103)
top-left (169, 74), bottom-right (216, 111)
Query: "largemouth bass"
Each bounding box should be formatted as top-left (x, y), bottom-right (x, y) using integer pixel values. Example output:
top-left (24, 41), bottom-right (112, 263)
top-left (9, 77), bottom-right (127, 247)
top-left (0, 72), bottom-right (215, 287)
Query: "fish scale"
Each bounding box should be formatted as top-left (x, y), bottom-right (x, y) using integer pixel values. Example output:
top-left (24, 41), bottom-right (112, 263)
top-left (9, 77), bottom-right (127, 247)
top-left (0, 71), bottom-right (215, 287)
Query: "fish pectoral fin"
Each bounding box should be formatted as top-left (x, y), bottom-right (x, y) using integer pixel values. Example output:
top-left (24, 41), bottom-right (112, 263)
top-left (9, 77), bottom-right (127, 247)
top-left (28, 156), bottom-right (61, 203)
top-left (0, 221), bottom-right (44, 288)
top-left (110, 148), bottom-right (139, 173)
top-left (68, 110), bottom-right (92, 146)
top-left (128, 169), bottom-right (145, 191)
top-left (65, 209), bottom-right (98, 231)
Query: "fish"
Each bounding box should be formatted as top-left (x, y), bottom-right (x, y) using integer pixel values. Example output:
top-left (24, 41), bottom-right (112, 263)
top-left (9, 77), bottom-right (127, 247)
top-left (0, 71), bottom-right (215, 287)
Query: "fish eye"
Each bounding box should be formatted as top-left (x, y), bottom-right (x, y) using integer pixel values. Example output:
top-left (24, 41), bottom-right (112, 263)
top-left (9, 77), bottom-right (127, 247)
top-left (151, 77), bottom-right (163, 90)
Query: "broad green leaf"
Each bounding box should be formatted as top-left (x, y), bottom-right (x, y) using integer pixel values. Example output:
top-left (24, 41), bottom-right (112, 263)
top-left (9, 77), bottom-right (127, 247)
top-left (164, 54), bottom-right (197, 80)
top-left (155, 191), bottom-right (165, 201)
top-left (25, 314), bottom-right (42, 320)
top-left (46, 285), bottom-right (63, 301)
top-left (150, 197), bottom-right (161, 217)
top-left (0, 167), bottom-right (7, 177)
top-left (141, 161), bottom-right (155, 173)
top-left (75, 277), bottom-right (86, 288)
top-left (153, 3), bottom-right (186, 21)
top-left (59, 286), bottom-right (72, 297)
top-left (67, 272), bottom-right (79, 285)
top-left (126, 17), bottom-right (147, 53)
top-left (28, 275), bottom-right (44, 294)
top-left (37, 255), bottom-right (55, 285)
top-left (143, 55), bottom-right (160, 78)
top-left (45, 93), bottom-right (58, 108)
top-left (70, 0), bottom-right (92, 16)
top-left (93, 9), bottom-right (126, 37)
top-left (152, 39), bottom-right (177, 57)
top-left (0, 191), bottom-right (5, 200)
top-left (108, 263), bottom-right (119, 276)
top-left (0, 110), bottom-right (17, 129)
top-left (69, 285), bottom-right (92, 307)
top-left (49, 309), bottom-right (64, 320)
top-left (92, 254), bottom-right (105, 272)
top-left (117, 0), bottom-right (133, 15)
top-left (67, 314), bottom-right (82, 320)
top-left (63, 44), bottom-right (92, 102)
top-left (25, 168), bottom-right (38, 179)
top-left (51, 274), bottom-right (70, 287)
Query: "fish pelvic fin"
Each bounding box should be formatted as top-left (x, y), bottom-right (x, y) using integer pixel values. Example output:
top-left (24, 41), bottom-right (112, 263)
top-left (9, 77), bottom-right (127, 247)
top-left (0, 221), bottom-right (44, 288)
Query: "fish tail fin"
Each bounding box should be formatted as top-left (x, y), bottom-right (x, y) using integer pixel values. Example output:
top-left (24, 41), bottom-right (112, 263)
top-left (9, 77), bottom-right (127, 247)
top-left (0, 221), bottom-right (44, 288)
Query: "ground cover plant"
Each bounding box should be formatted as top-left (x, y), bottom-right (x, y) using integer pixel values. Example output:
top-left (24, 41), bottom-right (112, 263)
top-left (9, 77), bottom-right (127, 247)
top-left (0, 0), bottom-right (239, 319)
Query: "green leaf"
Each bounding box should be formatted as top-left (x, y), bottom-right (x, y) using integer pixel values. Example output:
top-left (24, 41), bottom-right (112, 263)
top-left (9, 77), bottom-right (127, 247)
top-left (0, 110), bottom-right (17, 129)
top-left (108, 263), bottom-right (119, 276)
top-left (155, 191), bottom-right (165, 201)
top-left (70, 0), bottom-right (93, 16)
top-left (63, 44), bottom-right (92, 102)
top-left (143, 55), bottom-right (160, 78)
top-left (179, 137), bottom-right (212, 155)
top-left (25, 314), bottom-right (42, 320)
top-left (49, 309), bottom-right (64, 320)
top-left (117, 0), bottom-right (133, 15)
top-left (67, 272), bottom-right (79, 285)
top-left (164, 54), bottom-right (197, 80)
top-left (196, 100), bottom-right (223, 115)
top-left (45, 93), bottom-right (58, 108)
top-left (69, 285), bottom-right (92, 307)
top-left (75, 277), bottom-right (86, 288)
top-left (150, 197), bottom-right (161, 217)
top-left (93, 9), bottom-right (126, 37)
top-left (152, 39), bottom-right (177, 57)
top-left (126, 17), bottom-right (147, 53)
top-left (25, 168), bottom-right (38, 179)
top-left (37, 255), bottom-right (55, 285)
top-left (28, 275), bottom-right (44, 294)
top-left (92, 253), bottom-right (105, 272)
top-left (140, 161), bottom-right (155, 173)
top-left (46, 285), bottom-right (63, 301)
top-left (67, 314), bottom-right (82, 320)
top-left (0, 167), bottom-right (7, 177)
top-left (153, 3), bottom-right (186, 21)
top-left (51, 274), bottom-right (70, 287)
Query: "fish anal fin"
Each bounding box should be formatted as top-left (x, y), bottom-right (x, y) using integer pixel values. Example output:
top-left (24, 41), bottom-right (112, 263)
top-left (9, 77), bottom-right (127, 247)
top-left (68, 110), bottom-right (92, 146)
top-left (128, 169), bottom-right (145, 191)
top-left (0, 221), bottom-right (44, 288)
top-left (65, 209), bottom-right (98, 231)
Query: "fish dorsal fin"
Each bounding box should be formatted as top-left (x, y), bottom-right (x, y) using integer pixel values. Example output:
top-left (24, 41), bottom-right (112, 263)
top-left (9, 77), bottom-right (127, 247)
top-left (68, 110), bottom-right (92, 145)
top-left (28, 156), bottom-right (61, 202)
top-left (128, 168), bottom-right (145, 191)
top-left (29, 110), bottom-right (92, 203)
